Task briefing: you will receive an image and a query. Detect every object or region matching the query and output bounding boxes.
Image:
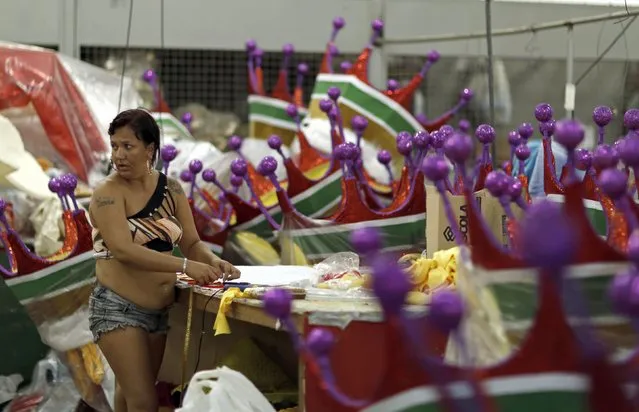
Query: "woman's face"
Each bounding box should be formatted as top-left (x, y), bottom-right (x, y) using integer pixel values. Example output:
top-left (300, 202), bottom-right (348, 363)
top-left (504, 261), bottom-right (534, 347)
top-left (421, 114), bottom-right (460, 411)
top-left (110, 126), bottom-right (154, 179)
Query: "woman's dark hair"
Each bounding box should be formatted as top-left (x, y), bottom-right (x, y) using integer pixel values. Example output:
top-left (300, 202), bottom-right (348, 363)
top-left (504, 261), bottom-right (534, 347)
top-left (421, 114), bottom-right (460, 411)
top-left (108, 109), bottom-right (160, 164)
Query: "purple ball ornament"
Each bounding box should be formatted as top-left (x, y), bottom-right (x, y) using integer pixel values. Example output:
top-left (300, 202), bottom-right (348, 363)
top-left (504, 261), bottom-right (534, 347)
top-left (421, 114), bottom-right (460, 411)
top-left (396, 131), bottom-right (413, 143)
top-left (285, 104), bottom-right (298, 119)
top-left (371, 19), bottom-right (384, 32)
top-left (508, 131), bottom-right (522, 147)
top-left (421, 155), bottom-right (450, 182)
top-left (258, 156), bottom-right (278, 176)
top-left (202, 169), bottom-right (216, 183)
top-left (444, 133), bottom-right (473, 164)
top-left (624, 109), bottom-right (639, 131)
top-left (475, 124), bottom-right (496, 145)
top-left (431, 130), bottom-right (446, 150)
top-left (618, 136), bottom-right (639, 167)
top-left (188, 159), bottom-right (203, 175)
top-left (507, 178), bottom-right (523, 200)
top-left (413, 131), bottom-right (431, 150)
top-left (253, 48), bottom-right (264, 59)
top-left (142, 69), bottom-right (157, 84)
top-left (340, 61), bottom-right (352, 73)
top-left (539, 120), bottom-right (556, 138)
top-left (230, 175), bottom-right (244, 188)
top-left (574, 148), bottom-right (592, 171)
top-left (608, 268), bottom-right (639, 317)
top-left (306, 328), bottom-right (335, 358)
top-left (327, 87), bottom-right (341, 102)
top-left (458, 119), bottom-right (471, 134)
top-left (319, 99), bottom-right (333, 114)
top-left (230, 158), bottom-right (248, 177)
top-left (350, 227), bottom-right (383, 256)
top-left (518, 123), bottom-right (534, 141)
top-left (429, 290), bottom-right (464, 332)
top-left (282, 43), bottom-right (295, 56)
top-left (592, 144), bottom-right (618, 170)
top-left (370, 256), bottom-right (412, 316)
top-left (298, 63), bottom-right (309, 75)
top-left (181, 112), bottom-right (193, 126)
top-left (161, 144), bottom-right (178, 163)
top-left (228, 135), bottom-right (243, 151)
top-left (534, 103), bottom-right (554, 123)
top-left (427, 50), bottom-right (441, 63)
top-left (48, 177), bottom-right (62, 194)
top-left (439, 125), bottom-right (455, 138)
top-left (351, 116), bottom-right (368, 134)
top-left (263, 288), bottom-right (293, 319)
top-left (397, 138), bottom-right (413, 156)
top-left (377, 150), bottom-right (392, 165)
top-left (598, 168), bottom-right (628, 200)
top-left (333, 144), bottom-right (348, 161)
top-left (484, 171), bottom-right (508, 198)
top-left (267, 135), bottom-right (283, 151)
top-left (593, 106), bottom-right (613, 128)
top-left (460, 88), bottom-right (474, 102)
top-left (245, 39), bottom-right (257, 53)
top-left (179, 169), bottom-right (194, 183)
top-left (387, 79), bottom-right (400, 91)
top-left (60, 174), bottom-right (78, 192)
top-left (333, 16), bottom-right (346, 30)
top-left (520, 201), bottom-right (576, 272)
top-left (554, 119), bottom-right (585, 151)
top-left (342, 142), bottom-right (359, 160)
top-left (514, 144), bottom-right (531, 162)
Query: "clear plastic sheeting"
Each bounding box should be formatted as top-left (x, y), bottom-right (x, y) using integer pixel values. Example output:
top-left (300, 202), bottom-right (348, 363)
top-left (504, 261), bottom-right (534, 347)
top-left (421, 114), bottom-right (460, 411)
top-left (305, 252), bottom-right (375, 301)
top-left (278, 211), bottom-right (426, 266)
top-left (57, 53), bottom-right (142, 141)
top-left (0, 41), bottom-right (142, 182)
top-left (448, 247), bottom-right (636, 366)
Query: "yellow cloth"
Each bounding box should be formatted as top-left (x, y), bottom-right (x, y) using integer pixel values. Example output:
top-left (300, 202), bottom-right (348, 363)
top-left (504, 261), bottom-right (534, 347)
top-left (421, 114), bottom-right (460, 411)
top-left (213, 288), bottom-right (244, 336)
top-left (401, 246), bottom-right (459, 293)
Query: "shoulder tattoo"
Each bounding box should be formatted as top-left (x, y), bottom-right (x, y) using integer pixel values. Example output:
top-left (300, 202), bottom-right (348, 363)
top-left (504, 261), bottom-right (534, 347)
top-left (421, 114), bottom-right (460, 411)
top-left (95, 196), bottom-right (115, 208)
top-left (167, 178), bottom-right (184, 195)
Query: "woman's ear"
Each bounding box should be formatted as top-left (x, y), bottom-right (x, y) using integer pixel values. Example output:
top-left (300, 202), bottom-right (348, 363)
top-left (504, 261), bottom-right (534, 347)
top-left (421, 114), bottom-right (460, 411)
top-left (146, 142), bottom-right (156, 157)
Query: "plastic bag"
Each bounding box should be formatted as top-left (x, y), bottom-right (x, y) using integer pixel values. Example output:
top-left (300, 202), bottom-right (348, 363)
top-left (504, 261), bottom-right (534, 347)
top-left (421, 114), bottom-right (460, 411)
top-left (0, 374), bottom-right (23, 404)
top-left (176, 367), bottom-right (275, 412)
top-left (306, 252), bottom-right (375, 301)
top-left (312, 252), bottom-right (366, 289)
top-left (4, 352), bottom-right (82, 412)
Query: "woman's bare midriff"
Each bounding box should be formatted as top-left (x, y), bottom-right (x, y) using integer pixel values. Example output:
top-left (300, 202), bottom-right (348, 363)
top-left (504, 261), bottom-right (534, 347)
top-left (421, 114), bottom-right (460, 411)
top-left (95, 252), bottom-right (176, 310)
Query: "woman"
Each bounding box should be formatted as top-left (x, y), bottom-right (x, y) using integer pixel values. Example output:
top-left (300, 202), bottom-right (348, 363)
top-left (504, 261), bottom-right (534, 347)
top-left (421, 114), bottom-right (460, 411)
top-left (89, 109), bottom-right (240, 412)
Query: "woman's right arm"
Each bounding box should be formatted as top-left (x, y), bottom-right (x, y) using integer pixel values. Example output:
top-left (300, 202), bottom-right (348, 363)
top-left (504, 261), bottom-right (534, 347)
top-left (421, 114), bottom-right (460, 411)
top-left (89, 183), bottom-right (188, 274)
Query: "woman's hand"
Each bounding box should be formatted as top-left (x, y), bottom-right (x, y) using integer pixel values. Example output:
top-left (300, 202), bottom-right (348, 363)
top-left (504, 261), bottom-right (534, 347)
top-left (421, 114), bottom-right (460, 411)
top-left (206, 256), bottom-right (241, 282)
top-left (187, 261), bottom-right (222, 285)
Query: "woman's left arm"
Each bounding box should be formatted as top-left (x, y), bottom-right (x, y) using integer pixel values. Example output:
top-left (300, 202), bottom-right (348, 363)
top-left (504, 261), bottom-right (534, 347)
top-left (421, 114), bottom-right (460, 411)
top-left (170, 177), bottom-right (241, 280)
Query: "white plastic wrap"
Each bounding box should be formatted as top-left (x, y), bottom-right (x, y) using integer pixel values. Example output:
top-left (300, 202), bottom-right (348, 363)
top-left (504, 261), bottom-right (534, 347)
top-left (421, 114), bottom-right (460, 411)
top-left (29, 197), bottom-right (64, 257)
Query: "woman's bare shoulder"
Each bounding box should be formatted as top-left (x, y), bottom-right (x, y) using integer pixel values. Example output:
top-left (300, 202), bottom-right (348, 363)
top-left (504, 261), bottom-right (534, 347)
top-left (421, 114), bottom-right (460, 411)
top-left (91, 175), bottom-right (125, 207)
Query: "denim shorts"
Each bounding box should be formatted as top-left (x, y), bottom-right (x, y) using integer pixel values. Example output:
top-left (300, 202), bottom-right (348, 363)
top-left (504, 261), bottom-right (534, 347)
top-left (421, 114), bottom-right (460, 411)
top-left (88, 284), bottom-right (170, 342)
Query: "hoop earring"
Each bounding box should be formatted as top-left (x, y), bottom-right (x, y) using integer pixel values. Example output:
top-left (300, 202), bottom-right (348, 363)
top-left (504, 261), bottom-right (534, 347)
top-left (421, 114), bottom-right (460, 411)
top-left (147, 160), bottom-right (153, 175)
